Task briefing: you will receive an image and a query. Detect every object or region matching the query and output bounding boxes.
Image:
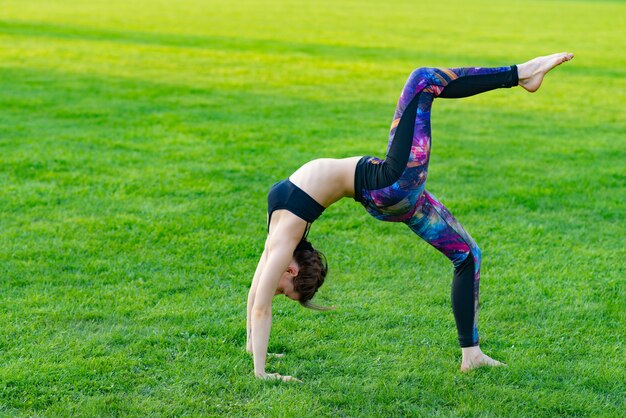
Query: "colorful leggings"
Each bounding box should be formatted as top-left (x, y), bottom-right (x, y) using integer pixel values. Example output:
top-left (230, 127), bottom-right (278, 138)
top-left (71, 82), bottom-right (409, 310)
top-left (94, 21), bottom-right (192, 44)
top-left (356, 65), bottom-right (518, 346)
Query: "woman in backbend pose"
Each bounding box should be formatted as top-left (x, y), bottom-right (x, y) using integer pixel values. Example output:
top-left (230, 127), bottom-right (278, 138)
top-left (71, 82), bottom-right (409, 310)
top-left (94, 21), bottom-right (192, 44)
top-left (247, 53), bottom-right (574, 381)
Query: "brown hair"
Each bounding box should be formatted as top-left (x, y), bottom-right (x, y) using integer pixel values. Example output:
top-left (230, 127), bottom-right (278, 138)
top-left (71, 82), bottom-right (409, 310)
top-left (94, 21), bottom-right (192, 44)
top-left (292, 239), bottom-right (332, 311)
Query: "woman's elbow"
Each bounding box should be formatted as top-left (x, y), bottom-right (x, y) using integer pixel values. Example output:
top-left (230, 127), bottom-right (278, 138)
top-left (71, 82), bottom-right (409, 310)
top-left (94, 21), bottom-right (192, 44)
top-left (251, 305), bottom-right (270, 319)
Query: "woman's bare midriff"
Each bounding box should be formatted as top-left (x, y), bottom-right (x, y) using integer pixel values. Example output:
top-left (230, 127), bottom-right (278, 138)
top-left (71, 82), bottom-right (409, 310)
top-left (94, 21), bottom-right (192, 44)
top-left (288, 157), bottom-right (362, 208)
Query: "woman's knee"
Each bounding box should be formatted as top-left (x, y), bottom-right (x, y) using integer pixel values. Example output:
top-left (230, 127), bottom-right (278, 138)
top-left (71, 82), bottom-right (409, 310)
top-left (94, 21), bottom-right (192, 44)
top-left (470, 245), bottom-right (482, 267)
top-left (408, 67), bottom-right (436, 84)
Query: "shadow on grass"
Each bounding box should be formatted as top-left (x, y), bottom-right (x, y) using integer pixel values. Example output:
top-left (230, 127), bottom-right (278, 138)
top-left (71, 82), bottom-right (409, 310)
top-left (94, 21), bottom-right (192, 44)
top-left (2, 19), bottom-right (624, 79)
top-left (0, 19), bottom-right (486, 63)
top-left (1, 63), bottom-right (621, 209)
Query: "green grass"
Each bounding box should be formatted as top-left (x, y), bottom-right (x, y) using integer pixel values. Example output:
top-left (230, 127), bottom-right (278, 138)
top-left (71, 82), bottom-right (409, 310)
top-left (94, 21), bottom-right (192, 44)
top-left (1, 0), bottom-right (624, 415)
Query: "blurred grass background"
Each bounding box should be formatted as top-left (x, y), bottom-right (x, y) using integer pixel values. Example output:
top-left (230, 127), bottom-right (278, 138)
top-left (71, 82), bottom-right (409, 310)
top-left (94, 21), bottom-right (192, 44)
top-left (1, 0), bottom-right (624, 415)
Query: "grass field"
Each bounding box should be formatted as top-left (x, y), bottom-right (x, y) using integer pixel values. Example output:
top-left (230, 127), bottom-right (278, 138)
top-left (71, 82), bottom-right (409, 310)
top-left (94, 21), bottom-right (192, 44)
top-left (1, 0), bottom-right (625, 416)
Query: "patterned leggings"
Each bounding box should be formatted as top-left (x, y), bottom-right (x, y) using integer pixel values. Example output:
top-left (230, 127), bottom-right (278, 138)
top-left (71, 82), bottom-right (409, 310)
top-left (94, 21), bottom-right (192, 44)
top-left (356, 65), bottom-right (518, 346)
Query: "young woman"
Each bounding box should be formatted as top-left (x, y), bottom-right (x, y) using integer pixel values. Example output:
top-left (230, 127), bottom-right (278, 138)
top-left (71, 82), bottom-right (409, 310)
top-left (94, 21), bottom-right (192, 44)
top-left (247, 53), bottom-right (574, 382)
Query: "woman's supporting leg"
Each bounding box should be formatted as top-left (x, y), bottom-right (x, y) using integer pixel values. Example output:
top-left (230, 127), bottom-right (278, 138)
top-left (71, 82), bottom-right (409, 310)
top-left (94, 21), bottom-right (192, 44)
top-left (404, 190), bottom-right (481, 347)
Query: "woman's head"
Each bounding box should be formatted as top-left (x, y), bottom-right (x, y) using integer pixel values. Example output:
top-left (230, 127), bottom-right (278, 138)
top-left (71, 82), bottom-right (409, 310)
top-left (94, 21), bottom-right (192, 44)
top-left (292, 239), bottom-right (329, 310)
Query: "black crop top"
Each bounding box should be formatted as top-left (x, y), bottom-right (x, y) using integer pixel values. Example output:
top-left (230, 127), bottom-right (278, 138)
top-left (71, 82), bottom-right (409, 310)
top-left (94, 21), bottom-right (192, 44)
top-left (267, 179), bottom-right (325, 230)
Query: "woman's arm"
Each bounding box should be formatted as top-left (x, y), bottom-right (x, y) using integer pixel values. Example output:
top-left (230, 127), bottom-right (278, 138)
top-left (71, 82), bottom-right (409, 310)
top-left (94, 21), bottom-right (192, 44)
top-left (251, 241), bottom-right (294, 377)
top-left (247, 247), bottom-right (267, 353)
top-left (250, 212), bottom-right (305, 380)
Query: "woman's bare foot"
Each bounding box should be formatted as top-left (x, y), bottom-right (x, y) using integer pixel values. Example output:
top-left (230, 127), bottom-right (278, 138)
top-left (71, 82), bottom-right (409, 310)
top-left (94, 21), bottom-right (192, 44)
top-left (460, 346), bottom-right (506, 372)
top-left (517, 52), bottom-right (574, 92)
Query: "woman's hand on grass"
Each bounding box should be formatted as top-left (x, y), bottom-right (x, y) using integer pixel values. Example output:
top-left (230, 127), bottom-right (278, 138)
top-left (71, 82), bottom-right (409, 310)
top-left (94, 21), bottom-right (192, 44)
top-left (267, 353), bottom-right (285, 358)
top-left (263, 372), bottom-right (302, 383)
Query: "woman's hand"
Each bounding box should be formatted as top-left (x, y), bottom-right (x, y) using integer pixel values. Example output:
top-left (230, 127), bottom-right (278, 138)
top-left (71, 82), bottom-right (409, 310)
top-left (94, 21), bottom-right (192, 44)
top-left (262, 372), bottom-right (302, 383)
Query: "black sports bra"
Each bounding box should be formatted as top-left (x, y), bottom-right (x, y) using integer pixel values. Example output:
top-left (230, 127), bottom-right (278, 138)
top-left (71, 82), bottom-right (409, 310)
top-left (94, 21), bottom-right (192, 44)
top-left (267, 179), bottom-right (325, 231)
